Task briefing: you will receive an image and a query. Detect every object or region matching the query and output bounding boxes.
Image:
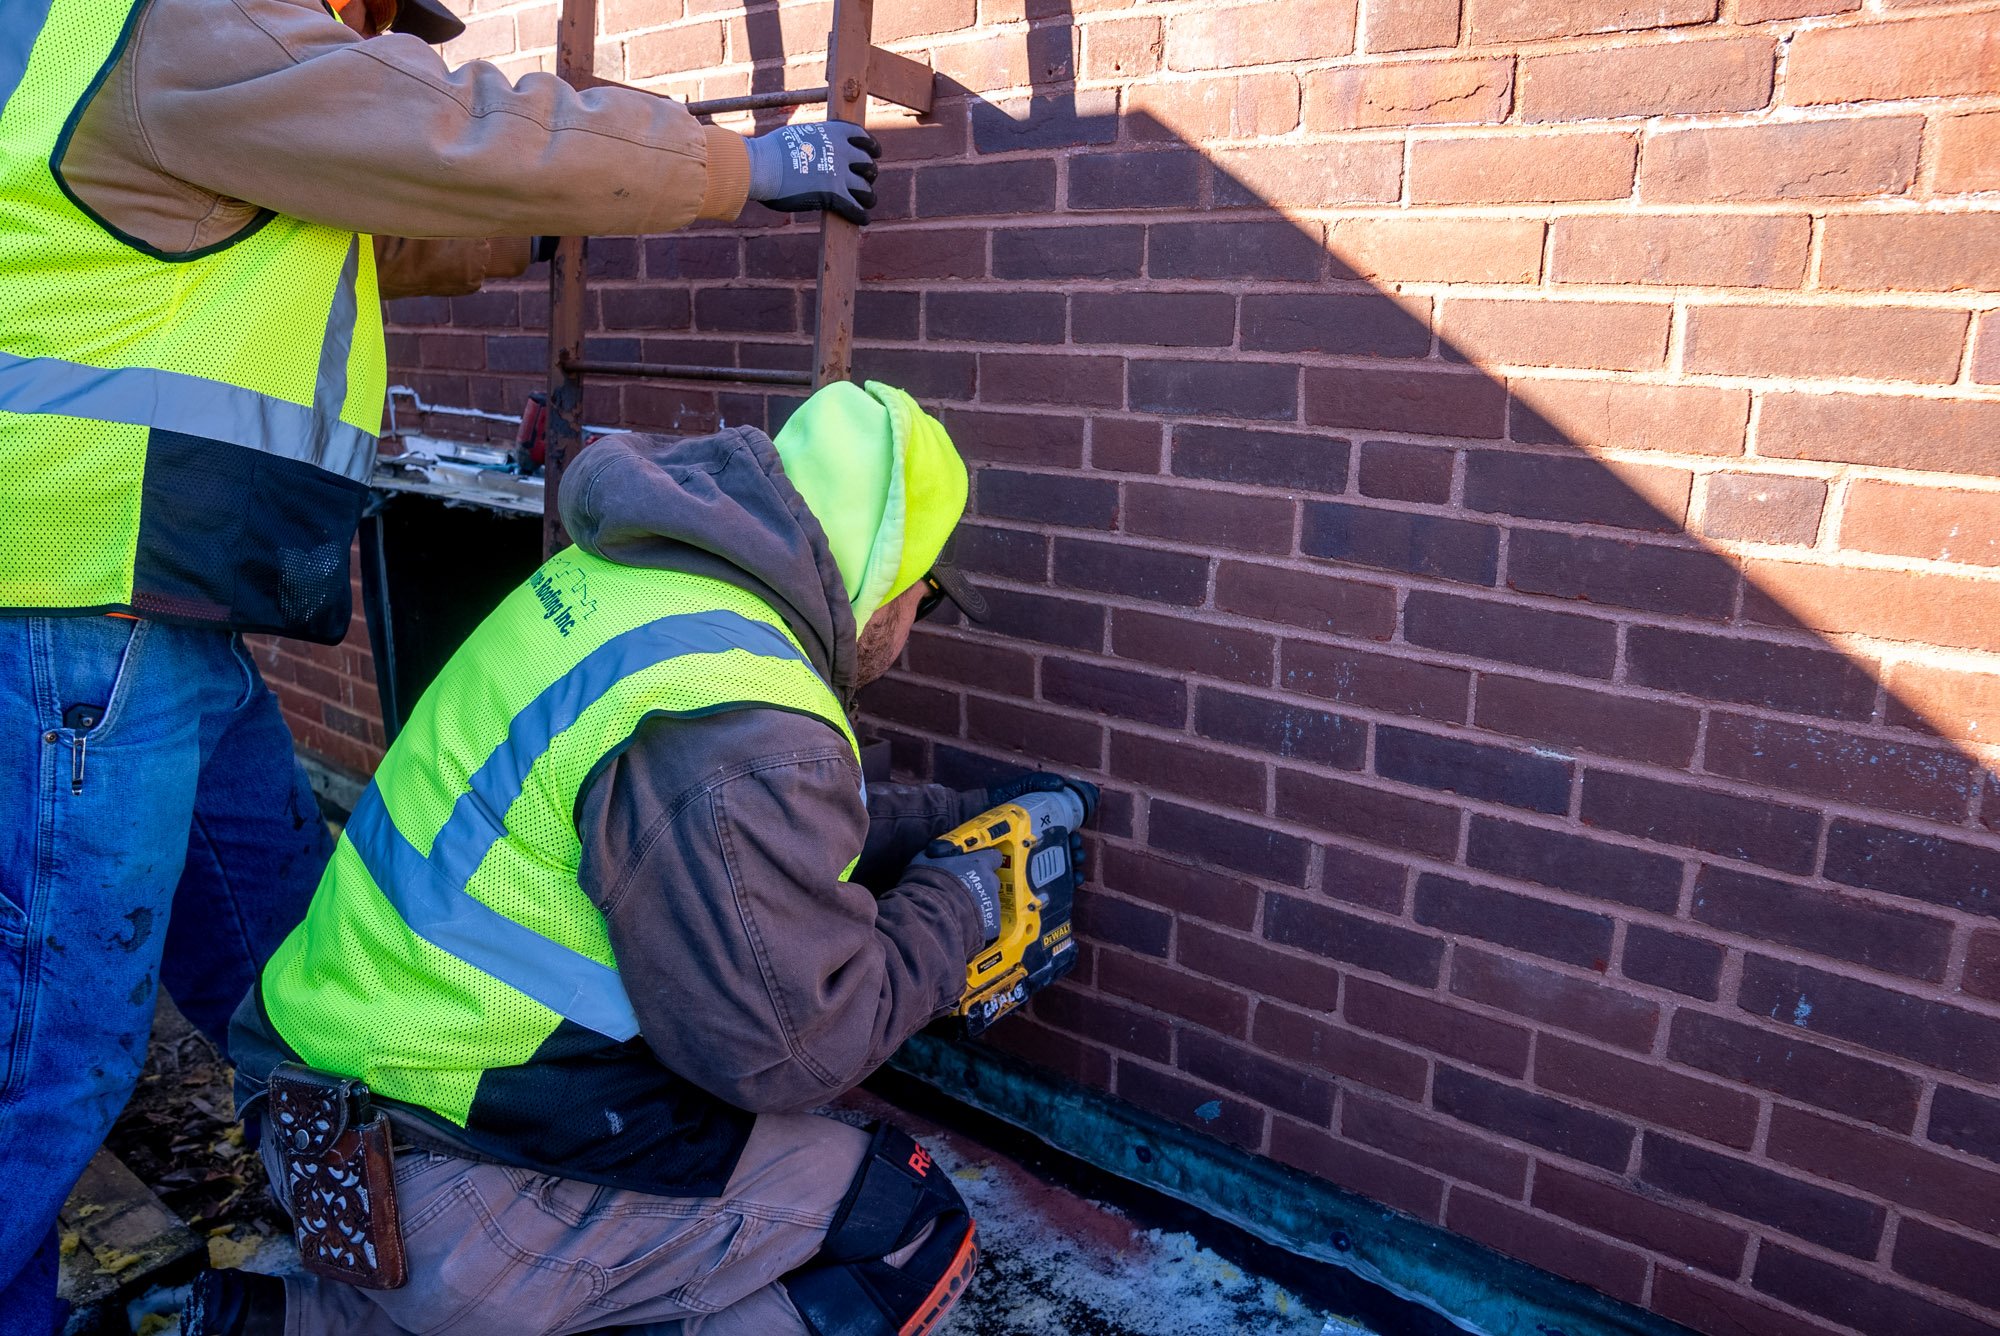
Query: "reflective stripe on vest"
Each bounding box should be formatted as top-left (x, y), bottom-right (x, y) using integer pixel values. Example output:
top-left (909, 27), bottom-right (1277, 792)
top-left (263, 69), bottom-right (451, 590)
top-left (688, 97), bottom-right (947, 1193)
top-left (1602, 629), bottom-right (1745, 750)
top-left (341, 609), bottom-right (813, 1041)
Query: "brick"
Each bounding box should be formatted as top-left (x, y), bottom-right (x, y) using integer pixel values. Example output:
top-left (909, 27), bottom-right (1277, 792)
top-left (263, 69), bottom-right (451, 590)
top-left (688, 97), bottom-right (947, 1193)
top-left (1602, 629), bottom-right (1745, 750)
top-left (1305, 58), bottom-right (1512, 131)
top-left (1069, 150), bottom-right (1203, 211)
top-left (1457, 949), bottom-right (1659, 1051)
top-left (1043, 658), bottom-right (1186, 729)
top-left (986, 1015), bottom-right (1111, 1090)
top-left (1416, 875), bottom-right (1615, 969)
top-left (1116, 1060), bottom-right (1266, 1150)
top-left (1131, 481), bottom-right (1297, 553)
top-left (1265, 895), bottom-right (1446, 989)
top-left (1196, 688), bottom-right (1366, 771)
top-left (1931, 1084), bottom-right (2000, 1166)
top-left (950, 523), bottom-right (1047, 582)
top-left (1465, 0), bottom-right (1714, 43)
top-left (1511, 378), bottom-right (1747, 455)
top-left (855, 290), bottom-right (920, 341)
top-left (917, 160), bottom-right (1058, 219)
top-left (1548, 1034), bottom-right (1761, 1151)
top-left (1758, 393), bottom-right (2000, 477)
top-left (1642, 1136), bottom-right (1884, 1256)
top-left (1970, 929), bottom-right (2000, 1002)
top-left (1217, 563), bottom-right (1397, 640)
top-left (742, 233), bottom-right (819, 282)
top-left (1474, 675), bottom-right (1698, 768)
top-left (1127, 70), bottom-right (1305, 143)
top-left (1755, 1244), bottom-right (1998, 1336)
top-left (1821, 213), bottom-right (2000, 293)
top-left (1330, 216), bottom-right (1545, 285)
top-left (979, 352), bottom-right (1123, 410)
top-left (1448, 1191), bottom-right (1648, 1304)
top-left (1284, 642), bottom-right (1470, 722)
top-left (1741, 954), bottom-right (2000, 1083)
top-left (1361, 0), bottom-right (1460, 51)
top-left (1072, 292), bottom-right (1236, 348)
top-left (1744, 557), bottom-right (2000, 655)
top-left (1844, 481), bottom-right (2000, 568)
top-left (1241, 294), bottom-right (1433, 360)
top-left (1507, 530), bottom-right (1736, 621)
top-left (625, 21), bottom-right (725, 79)
top-left (1343, 1092), bottom-right (1532, 1196)
top-left (1410, 132), bottom-right (1637, 204)
top-left (925, 290), bottom-right (1064, 345)
top-left (1580, 771), bottom-right (1819, 873)
top-left (1210, 142), bottom-right (1404, 209)
top-left (1937, 110), bottom-right (2000, 194)
top-left (1344, 977), bottom-right (1530, 1075)
top-left (1705, 713), bottom-right (1978, 824)
top-left (1277, 770), bottom-right (1463, 860)
top-left (1700, 473), bottom-right (1824, 546)
top-left (1696, 863), bottom-right (1951, 982)
top-left (1687, 304), bottom-right (1968, 383)
top-left (1034, 986), bottom-right (1173, 1061)
top-left (1468, 452), bottom-right (1690, 531)
top-left (1110, 731), bottom-right (1264, 810)
top-left (1099, 948), bottom-right (1250, 1035)
top-left (1253, 1001), bottom-right (1430, 1101)
top-left (1321, 845), bottom-right (1409, 915)
top-left (1674, 1008), bottom-right (1919, 1131)
top-left (977, 469), bottom-right (1115, 528)
top-left (1306, 366), bottom-right (1508, 439)
top-left (1773, 1105), bottom-right (2000, 1234)
top-left (1788, 13), bottom-right (2000, 105)
top-left (1183, 925), bottom-right (1340, 1012)
top-left (1377, 728), bottom-right (1571, 815)
top-left (1652, 1270), bottom-right (1852, 1336)
top-left (862, 676), bottom-right (959, 736)
top-left (1150, 798), bottom-right (1312, 885)
top-left (1082, 15), bottom-right (1162, 79)
top-left (1113, 610), bottom-right (1273, 686)
top-left (1404, 592), bottom-right (1618, 678)
top-left (908, 632), bottom-right (1034, 697)
top-left (1646, 113), bottom-right (1922, 199)
top-left (875, 0), bottom-right (974, 41)
top-left (1053, 538), bottom-right (1209, 607)
top-left (1627, 627), bottom-right (1875, 721)
top-left (1149, 221), bottom-right (1326, 283)
top-left (1165, 0), bottom-right (1356, 70)
top-left (1434, 1066), bottom-right (1633, 1171)
top-left (970, 90), bottom-right (1122, 155)
top-left (1537, 1163), bottom-right (1747, 1276)
top-left (1172, 425), bottom-right (1351, 494)
top-left (1521, 37), bottom-right (1773, 122)
top-left (1441, 299), bottom-right (1671, 373)
top-left (1357, 442), bottom-right (1452, 504)
top-left (991, 226), bottom-right (1143, 280)
top-left (1129, 359), bottom-right (1297, 422)
top-left (1301, 505), bottom-right (1500, 587)
top-left (1465, 815), bottom-right (1681, 914)
top-left (1091, 419), bottom-right (1162, 474)
top-left (1549, 213), bottom-right (1808, 288)
top-left (966, 698), bottom-right (1103, 769)
top-left (1894, 1220), bottom-right (2000, 1313)
top-left (1180, 1030), bottom-right (1335, 1124)
top-left (1820, 819), bottom-right (2000, 919)
top-left (1269, 1120), bottom-right (1445, 1222)
top-left (1099, 844), bottom-right (1261, 931)
top-left (855, 349), bottom-right (979, 402)
top-left (976, 588), bottom-right (1104, 652)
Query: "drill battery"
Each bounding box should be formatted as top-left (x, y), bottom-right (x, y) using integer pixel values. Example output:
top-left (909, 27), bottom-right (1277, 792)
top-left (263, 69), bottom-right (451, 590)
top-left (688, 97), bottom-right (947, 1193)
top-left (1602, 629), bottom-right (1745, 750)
top-left (933, 786), bottom-right (1091, 1036)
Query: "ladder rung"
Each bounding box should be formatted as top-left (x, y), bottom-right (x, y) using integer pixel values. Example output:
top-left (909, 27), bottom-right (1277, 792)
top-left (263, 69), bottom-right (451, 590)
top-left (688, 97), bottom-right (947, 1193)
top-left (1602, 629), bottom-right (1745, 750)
top-left (564, 359), bottom-right (814, 387)
top-left (688, 86), bottom-right (829, 117)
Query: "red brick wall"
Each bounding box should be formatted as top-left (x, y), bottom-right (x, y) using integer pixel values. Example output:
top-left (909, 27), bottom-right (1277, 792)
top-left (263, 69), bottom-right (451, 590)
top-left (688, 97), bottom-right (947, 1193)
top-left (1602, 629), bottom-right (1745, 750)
top-left (295, 2), bottom-right (2000, 1332)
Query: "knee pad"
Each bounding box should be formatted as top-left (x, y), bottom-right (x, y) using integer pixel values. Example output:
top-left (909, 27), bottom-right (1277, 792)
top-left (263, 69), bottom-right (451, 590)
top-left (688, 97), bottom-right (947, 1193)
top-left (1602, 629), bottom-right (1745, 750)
top-left (782, 1124), bottom-right (978, 1336)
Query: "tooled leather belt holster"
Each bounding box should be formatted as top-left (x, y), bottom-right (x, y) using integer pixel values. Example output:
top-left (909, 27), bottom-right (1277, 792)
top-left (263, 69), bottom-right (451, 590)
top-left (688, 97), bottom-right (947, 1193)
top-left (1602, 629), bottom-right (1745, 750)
top-left (268, 1062), bottom-right (409, 1289)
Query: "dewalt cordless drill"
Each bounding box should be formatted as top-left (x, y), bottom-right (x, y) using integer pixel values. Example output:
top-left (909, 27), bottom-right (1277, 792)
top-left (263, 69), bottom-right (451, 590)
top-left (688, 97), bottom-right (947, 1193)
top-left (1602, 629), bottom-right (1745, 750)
top-left (930, 784), bottom-right (1094, 1035)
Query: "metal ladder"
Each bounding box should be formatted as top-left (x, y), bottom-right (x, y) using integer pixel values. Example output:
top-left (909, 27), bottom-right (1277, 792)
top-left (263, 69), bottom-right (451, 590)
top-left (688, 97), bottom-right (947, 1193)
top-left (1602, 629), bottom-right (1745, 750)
top-left (540, 0), bottom-right (937, 552)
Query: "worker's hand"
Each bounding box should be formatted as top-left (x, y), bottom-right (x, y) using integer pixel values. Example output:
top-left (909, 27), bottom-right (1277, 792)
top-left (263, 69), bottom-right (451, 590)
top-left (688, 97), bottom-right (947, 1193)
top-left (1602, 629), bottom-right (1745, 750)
top-left (907, 845), bottom-right (1004, 949)
top-left (985, 772), bottom-right (1101, 825)
top-left (744, 121), bottom-right (881, 224)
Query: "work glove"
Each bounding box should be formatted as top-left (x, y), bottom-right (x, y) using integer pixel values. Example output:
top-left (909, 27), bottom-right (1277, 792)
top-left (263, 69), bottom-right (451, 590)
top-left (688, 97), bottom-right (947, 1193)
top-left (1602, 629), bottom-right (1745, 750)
top-left (907, 846), bottom-right (1004, 949)
top-left (745, 121), bottom-right (881, 224)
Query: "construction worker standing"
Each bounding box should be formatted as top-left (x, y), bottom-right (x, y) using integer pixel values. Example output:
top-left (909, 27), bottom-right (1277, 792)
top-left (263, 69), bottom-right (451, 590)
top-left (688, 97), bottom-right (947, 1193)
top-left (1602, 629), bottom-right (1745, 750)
top-left (201, 381), bottom-right (1083, 1336)
top-left (0, 0), bottom-right (877, 1327)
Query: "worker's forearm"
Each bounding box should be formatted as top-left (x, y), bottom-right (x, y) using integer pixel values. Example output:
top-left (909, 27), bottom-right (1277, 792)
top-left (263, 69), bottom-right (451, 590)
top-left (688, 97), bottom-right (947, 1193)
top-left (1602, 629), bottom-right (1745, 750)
top-left (136, 0), bottom-right (749, 239)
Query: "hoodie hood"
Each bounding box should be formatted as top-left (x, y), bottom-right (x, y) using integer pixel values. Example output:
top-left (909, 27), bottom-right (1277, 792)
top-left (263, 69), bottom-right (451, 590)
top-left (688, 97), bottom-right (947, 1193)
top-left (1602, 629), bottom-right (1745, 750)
top-left (559, 425), bottom-right (860, 700)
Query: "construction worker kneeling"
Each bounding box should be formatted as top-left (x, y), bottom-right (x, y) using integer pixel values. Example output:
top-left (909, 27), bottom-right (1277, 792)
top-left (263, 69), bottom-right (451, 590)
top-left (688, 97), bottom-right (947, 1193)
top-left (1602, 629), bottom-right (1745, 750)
top-left (200, 381), bottom-right (1094, 1336)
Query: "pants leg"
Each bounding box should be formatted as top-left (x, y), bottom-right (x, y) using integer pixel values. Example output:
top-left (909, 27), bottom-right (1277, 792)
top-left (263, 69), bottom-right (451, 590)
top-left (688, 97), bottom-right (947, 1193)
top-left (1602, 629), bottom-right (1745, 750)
top-left (0, 618), bottom-right (210, 1335)
top-left (274, 1114), bottom-right (870, 1336)
top-left (162, 640), bottom-right (332, 1047)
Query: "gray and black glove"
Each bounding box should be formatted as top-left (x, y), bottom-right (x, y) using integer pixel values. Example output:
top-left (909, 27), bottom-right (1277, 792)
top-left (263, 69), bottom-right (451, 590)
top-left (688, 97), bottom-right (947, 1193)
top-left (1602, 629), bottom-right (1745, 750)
top-left (907, 845), bottom-right (1003, 949)
top-left (982, 772), bottom-right (1099, 877)
top-left (745, 120), bottom-right (881, 224)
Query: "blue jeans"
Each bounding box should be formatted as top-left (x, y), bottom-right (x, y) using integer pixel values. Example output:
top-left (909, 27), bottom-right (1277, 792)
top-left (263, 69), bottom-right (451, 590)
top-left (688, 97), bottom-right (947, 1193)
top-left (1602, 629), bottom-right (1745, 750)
top-left (0, 617), bottom-right (332, 1335)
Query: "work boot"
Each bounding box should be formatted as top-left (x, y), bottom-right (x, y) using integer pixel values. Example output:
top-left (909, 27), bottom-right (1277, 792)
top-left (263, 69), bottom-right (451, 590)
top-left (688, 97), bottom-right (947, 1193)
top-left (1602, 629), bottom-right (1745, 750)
top-left (180, 1268), bottom-right (285, 1336)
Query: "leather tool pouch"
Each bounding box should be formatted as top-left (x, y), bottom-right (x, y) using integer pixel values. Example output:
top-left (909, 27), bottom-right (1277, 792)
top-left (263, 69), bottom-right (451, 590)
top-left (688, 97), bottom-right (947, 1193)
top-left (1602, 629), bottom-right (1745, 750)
top-left (268, 1062), bottom-right (408, 1290)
